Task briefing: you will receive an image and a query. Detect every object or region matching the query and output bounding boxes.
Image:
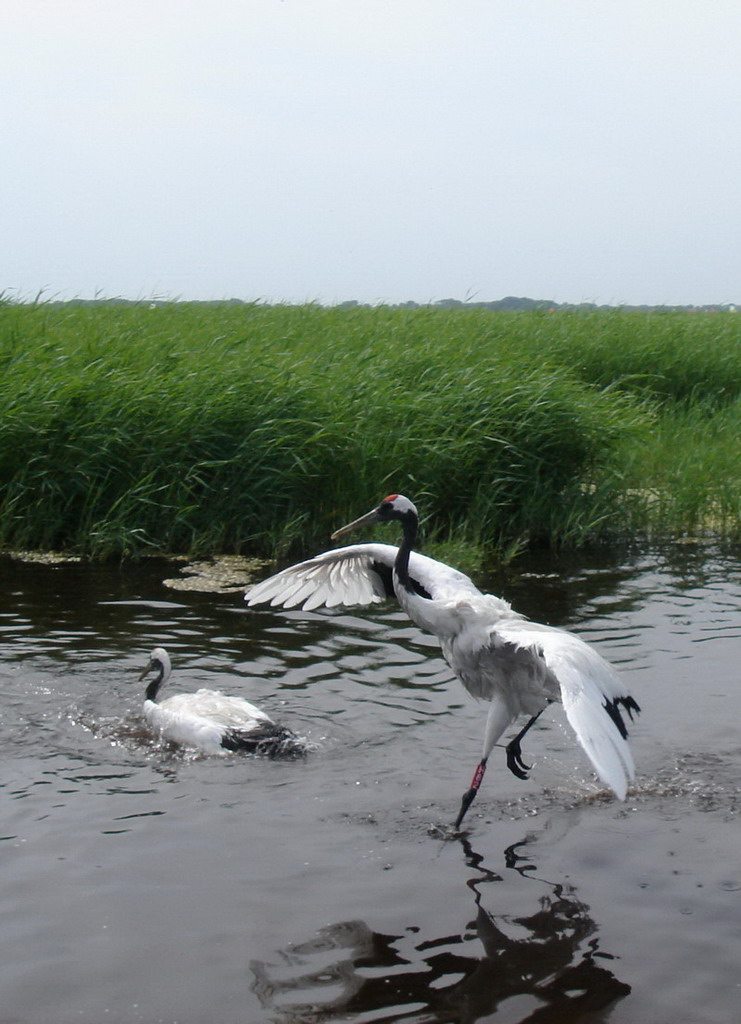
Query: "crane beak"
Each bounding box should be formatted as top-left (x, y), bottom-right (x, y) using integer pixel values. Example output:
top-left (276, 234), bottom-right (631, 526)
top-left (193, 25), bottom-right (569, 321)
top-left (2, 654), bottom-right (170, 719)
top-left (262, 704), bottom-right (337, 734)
top-left (330, 507), bottom-right (380, 540)
top-left (138, 659), bottom-right (154, 682)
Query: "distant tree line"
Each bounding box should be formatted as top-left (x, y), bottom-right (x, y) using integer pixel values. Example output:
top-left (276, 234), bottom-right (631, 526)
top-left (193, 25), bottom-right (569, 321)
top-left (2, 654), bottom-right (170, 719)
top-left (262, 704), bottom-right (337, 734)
top-left (337, 296), bottom-right (739, 313)
top-left (24, 295), bottom-right (739, 313)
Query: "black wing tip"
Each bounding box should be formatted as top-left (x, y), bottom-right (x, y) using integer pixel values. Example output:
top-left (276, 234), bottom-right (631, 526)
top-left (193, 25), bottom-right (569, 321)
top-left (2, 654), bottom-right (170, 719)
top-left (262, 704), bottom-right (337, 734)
top-left (603, 696), bottom-right (641, 740)
top-left (221, 723), bottom-right (306, 759)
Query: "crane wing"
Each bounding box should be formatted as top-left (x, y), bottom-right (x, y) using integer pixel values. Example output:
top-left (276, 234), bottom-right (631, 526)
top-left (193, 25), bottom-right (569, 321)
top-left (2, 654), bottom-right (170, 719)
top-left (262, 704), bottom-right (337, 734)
top-left (178, 690), bottom-right (273, 729)
top-left (498, 622), bottom-right (639, 798)
top-left (245, 543), bottom-right (481, 611)
top-left (246, 543), bottom-right (397, 611)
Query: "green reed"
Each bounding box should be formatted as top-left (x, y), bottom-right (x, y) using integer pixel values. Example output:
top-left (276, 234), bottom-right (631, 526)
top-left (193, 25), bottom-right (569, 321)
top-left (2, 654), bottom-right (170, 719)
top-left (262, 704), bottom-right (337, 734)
top-left (0, 300), bottom-right (738, 559)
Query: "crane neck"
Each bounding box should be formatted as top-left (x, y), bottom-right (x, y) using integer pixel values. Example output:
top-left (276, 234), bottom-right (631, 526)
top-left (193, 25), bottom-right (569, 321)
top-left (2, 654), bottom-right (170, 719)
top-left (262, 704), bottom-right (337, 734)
top-left (145, 665), bottom-right (166, 703)
top-left (394, 510), bottom-right (419, 594)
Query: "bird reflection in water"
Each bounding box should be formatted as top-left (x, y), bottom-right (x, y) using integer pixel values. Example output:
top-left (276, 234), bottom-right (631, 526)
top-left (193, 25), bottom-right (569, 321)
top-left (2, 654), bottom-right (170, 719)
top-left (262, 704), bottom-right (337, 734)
top-left (250, 837), bottom-right (631, 1023)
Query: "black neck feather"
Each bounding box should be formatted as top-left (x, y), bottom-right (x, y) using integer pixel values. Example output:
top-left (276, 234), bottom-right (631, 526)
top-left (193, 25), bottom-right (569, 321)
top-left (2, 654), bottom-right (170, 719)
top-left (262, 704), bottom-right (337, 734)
top-left (394, 510), bottom-right (418, 594)
top-left (145, 666), bottom-right (164, 703)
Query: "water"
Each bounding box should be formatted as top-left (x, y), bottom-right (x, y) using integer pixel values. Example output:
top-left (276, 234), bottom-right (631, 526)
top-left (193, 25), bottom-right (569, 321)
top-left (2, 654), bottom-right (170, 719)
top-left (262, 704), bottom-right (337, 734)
top-left (1, 543), bottom-right (739, 1024)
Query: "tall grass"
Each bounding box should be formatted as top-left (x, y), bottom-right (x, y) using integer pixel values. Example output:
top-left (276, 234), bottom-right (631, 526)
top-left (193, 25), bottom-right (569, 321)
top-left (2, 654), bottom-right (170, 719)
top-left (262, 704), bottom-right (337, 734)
top-left (0, 300), bottom-right (738, 559)
top-left (614, 397), bottom-right (741, 538)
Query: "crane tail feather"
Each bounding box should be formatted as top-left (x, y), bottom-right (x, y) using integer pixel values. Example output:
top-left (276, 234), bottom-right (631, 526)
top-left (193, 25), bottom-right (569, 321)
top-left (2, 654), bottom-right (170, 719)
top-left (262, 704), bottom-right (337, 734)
top-left (221, 723), bottom-right (305, 759)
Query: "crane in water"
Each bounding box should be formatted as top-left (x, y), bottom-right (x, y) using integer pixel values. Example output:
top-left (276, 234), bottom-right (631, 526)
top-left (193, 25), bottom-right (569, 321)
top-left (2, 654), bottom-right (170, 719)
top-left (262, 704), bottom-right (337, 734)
top-left (137, 647), bottom-right (302, 758)
top-left (246, 495), bottom-right (640, 829)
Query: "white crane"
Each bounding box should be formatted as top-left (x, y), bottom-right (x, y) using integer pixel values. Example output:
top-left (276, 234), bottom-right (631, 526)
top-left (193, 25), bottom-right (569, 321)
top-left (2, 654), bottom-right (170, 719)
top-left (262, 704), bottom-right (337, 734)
top-left (137, 646), bottom-right (301, 757)
top-left (246, 495), bottom-right (640, 828)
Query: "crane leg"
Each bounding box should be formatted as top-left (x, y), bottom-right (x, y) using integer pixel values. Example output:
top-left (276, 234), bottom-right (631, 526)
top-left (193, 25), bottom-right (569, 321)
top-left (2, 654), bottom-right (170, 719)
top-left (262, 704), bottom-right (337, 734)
top-left (454, 707), bottom-right (545, 830)
top-left (454, 757), bottom-right (488, 831)
top-left (505, 703), bottom-right (551, 780)
top-left (453, 696), bottom-right (511, 831)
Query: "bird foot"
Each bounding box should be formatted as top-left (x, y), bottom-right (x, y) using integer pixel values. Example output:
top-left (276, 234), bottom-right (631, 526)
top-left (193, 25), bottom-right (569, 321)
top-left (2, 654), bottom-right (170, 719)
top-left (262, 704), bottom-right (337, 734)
top-left (506, 739), bottom-right (531, 780)
top-left (427, 823), bottom-right (463, 841)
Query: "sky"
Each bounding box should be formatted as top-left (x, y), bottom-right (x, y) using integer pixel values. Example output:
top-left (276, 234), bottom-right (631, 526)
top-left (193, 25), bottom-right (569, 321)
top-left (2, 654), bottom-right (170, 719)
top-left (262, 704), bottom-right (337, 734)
top-left (3, 0), bottom-right (741, 307)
